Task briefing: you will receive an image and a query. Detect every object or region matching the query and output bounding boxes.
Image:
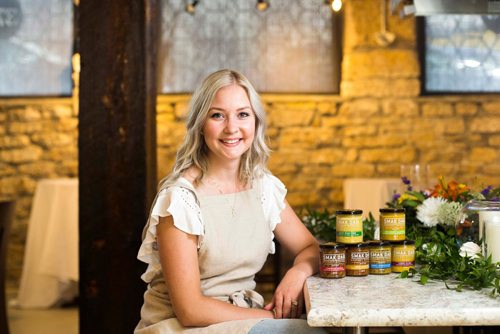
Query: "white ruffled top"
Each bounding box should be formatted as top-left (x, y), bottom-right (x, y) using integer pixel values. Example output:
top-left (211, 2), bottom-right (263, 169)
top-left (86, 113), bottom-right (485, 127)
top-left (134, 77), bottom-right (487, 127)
top-left (137, 172), bottom-right (287, 283)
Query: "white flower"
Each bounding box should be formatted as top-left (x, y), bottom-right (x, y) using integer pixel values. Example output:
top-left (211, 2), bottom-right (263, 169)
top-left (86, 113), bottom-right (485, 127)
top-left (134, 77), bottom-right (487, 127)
top-left (437, 201), bottom-right (464, 226)
top-left (459, 242), bottom-right (481, 259)
top-left (417, 197), bottom-right (447, 227)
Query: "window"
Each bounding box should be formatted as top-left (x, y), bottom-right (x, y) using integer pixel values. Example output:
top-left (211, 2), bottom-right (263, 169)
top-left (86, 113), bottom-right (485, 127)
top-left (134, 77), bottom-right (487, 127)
top-left (422, 15), bottom-right (500, 93)
top-left (0, 0), bottom-right (73, 96)
top-left (160, 0), bottom-right (341, 93)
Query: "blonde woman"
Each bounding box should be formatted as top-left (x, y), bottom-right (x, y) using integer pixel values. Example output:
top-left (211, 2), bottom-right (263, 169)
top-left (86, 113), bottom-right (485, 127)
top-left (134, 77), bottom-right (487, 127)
top-left (135, 69), bottom-right (327, 334)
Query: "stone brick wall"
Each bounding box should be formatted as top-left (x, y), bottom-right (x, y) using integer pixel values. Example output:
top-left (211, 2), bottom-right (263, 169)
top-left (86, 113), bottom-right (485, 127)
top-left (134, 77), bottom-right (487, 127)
top-left (157, 94), bottom-right (500, 210)
top-left (0, 98), bottom-right (78, 287)
top-left (1, 0), bottom-right (499, 288)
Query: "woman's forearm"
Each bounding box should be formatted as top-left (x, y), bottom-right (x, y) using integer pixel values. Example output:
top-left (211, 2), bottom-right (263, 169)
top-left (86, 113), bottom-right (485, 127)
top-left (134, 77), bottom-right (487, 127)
top-left (291, 241), bottom-right (320, 278)
top-left (176, 295), bottom-right (273, 327)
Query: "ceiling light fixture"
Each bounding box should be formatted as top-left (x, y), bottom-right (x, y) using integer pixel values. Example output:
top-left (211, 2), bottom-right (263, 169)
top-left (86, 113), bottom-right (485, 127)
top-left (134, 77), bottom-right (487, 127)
top-left (185, 0), bottom-right (199, 15)
top-left (331, 0), bottom-right (342, 12)
top-left (256, 0), bottom-right (270, 11)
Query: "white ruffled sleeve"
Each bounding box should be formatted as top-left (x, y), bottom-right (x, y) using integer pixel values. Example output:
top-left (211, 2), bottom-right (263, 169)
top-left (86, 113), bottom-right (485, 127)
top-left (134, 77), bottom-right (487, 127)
top-left (137, 183), bottom-right (204, 283)
top-left (259, 173), bottom-right (287, 254)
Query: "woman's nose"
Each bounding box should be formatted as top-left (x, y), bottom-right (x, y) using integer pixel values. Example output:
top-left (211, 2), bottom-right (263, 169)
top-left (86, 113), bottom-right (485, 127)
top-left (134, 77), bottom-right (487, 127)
top-left (224, 116), bottom-right (238, 133)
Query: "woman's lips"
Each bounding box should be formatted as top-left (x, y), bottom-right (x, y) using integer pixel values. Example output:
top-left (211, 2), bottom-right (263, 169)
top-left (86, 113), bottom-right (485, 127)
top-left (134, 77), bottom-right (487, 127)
top-left (220, 138), bottom-right (241, 145)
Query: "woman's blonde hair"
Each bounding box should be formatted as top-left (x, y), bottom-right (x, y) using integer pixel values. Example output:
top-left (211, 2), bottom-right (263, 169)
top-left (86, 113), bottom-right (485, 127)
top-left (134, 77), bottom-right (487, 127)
top-left (159, 69), bottom-right (270, 189)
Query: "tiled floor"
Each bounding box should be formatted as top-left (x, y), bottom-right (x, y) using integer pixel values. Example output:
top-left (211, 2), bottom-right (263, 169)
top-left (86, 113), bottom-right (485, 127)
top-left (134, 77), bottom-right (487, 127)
top-left (6, 287), bottom-right (78, 334)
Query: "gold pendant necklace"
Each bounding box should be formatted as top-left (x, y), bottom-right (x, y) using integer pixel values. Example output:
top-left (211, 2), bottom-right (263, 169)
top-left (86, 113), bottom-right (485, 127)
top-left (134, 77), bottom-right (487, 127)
top-left (206, 176), bottom-right (237, 217)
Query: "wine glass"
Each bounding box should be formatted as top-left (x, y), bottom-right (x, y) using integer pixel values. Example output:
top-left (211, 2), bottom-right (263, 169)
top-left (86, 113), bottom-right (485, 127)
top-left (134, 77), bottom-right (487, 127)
top-left (400, 164), bottom-right (432, 192)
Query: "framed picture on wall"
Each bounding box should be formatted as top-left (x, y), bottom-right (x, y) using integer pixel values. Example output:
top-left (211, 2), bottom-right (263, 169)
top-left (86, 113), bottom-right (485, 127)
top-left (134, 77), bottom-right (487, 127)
top-left (0, 0), bottom-right (73, 97)
top-left (159, 0), bottom-right (342, 94)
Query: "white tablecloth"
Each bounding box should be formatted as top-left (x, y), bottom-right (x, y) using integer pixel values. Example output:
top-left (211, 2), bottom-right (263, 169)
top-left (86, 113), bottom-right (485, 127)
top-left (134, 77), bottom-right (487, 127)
top-left (15, 178), bottom-right (79, 309)
top-left (343, 178), bottom-right (402, 220)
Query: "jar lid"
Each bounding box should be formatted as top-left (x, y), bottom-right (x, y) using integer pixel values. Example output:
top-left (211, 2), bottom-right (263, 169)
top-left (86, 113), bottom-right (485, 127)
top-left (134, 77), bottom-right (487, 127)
top-left (379, 207), bottom-right (405, 213)
top-left (320, 242), bottom-right (346, 249)
top-left (347, 242), bottom-right (369, 248)
top-left (391, 239), bottom-right (415, 245)
top-left (336, 209), bottom-right (363, 215)
top-left (368, 240), bottom-right (391, 246)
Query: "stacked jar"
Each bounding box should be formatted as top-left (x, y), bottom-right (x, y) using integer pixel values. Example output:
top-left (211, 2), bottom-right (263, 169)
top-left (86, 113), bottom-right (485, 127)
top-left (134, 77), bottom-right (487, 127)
top-left (368, 240), bottom-right (392, 275)
top-left (379, 208), bottom-right (406, 242)
top-left (379, 207), bottom-right (415, 273)
top-left (336, 210), bottom-right (369, 277)
top-left (319, 242), bottom-right (346, 279)
top-left (391, 239), bottom-right (416, 273)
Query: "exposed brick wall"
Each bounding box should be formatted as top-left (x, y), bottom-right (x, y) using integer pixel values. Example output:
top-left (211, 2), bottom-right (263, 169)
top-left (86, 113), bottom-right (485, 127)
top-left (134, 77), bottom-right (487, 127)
top-left (156, 94), bottom-right (500, 209)
top-left (1, 0), bottom-right (499, 288)
top-left (0, 98), bottom-right (78, 287)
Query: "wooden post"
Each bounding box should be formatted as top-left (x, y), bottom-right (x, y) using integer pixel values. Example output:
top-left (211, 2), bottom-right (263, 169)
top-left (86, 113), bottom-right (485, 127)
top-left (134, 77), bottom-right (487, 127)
top-left (78, 0), bottom-right (160, 332)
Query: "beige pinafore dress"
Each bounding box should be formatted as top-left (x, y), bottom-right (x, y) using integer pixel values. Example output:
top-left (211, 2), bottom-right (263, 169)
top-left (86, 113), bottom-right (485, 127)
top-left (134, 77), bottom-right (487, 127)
top-left (135, 175), bottom-right (286, 334)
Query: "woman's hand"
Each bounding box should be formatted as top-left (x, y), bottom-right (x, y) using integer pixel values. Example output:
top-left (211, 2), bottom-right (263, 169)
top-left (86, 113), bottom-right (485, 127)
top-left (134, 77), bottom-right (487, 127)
top-left (265, 200), bottom-right (320, 319)
top-left (263, 267), bottom-right (308, 319)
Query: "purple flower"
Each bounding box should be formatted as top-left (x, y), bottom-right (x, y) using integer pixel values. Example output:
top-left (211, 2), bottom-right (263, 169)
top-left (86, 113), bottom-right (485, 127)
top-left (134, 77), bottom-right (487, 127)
top-left (401, 176), bottom-right (411, 185)
top-left (481, 185), bottom-right (493, 197)
top-left (392, 193), bottom-right (401, 201)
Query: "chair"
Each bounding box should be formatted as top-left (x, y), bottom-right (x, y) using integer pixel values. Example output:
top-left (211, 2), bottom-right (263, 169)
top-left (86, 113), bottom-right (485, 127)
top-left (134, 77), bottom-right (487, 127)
top-left (0, 200), bottom-right (16, 334)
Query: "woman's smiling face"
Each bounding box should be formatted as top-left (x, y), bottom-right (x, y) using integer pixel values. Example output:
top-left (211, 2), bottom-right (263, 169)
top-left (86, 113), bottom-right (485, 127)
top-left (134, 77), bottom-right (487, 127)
top-left (202, 84), bottom-right (256, 163)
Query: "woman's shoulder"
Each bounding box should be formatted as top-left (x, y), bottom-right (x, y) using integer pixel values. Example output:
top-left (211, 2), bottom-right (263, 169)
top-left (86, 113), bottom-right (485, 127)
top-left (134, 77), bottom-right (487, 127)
top-left (180, 166), bottom-right (200, 185)
top-left (157, 168), bottom-right (198, 194)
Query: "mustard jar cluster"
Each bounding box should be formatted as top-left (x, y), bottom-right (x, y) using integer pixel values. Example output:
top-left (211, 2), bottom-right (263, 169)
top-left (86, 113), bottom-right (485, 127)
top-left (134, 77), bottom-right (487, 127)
top-left (319, 207), bottom-right (415, 280)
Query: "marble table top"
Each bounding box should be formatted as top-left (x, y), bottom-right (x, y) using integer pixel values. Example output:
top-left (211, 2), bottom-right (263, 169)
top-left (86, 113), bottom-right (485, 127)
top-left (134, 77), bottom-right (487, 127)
top-left (305, 275), bottom-right (500, 327)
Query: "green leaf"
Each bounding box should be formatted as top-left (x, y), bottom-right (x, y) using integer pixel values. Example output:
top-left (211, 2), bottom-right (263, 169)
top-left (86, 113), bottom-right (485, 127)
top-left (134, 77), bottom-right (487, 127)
top-left (401, 200), bottom-right (420, 207)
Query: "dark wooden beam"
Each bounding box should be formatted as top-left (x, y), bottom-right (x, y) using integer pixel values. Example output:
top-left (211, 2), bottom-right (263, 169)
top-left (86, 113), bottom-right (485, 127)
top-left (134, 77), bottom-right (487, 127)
top-left (78, 0), bottom-right (160, 332)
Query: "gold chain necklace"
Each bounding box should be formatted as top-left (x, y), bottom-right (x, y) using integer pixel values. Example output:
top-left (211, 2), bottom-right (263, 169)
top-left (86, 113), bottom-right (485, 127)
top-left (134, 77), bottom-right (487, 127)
top-left (206, 176), bottom-right (237, 217)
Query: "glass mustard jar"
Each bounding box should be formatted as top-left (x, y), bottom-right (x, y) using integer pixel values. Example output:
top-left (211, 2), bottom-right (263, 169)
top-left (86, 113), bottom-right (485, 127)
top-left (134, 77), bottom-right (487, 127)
top-left (346, 242), bottom-right (370, 276)
top-left (379, 208), bottom-right (406, 241)
top-left (319, 242), bottom-right (346, 279)
top-left (336, 209), bottom-right (363, 244)
top-left (391, 239), bottom-right (416, 273)
top-left (368, 240), bottom-right (392, 274)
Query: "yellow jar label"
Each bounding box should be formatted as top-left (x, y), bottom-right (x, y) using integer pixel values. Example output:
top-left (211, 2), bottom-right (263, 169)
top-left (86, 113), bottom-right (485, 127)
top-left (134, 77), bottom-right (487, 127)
top-left (380, 213), bottom-right (405, 241)
top-left (346, 264), bottom-right (369, 270)
top-left (346, 248), bottom-right (369, 273)
top-left (336, 215), bottom-right (363, 243)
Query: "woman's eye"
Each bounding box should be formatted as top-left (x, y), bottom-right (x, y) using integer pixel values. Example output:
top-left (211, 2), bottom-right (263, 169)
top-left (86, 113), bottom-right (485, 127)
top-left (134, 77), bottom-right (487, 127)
top-left (210, 112), bottom-right (224, 119)
top-left (238, 112), bottom-right (250, 118)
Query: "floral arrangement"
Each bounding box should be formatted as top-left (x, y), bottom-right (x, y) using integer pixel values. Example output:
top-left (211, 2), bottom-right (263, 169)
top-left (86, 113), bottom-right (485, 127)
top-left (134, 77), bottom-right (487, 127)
top-left (389, 176), bottom-right (500, 296)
